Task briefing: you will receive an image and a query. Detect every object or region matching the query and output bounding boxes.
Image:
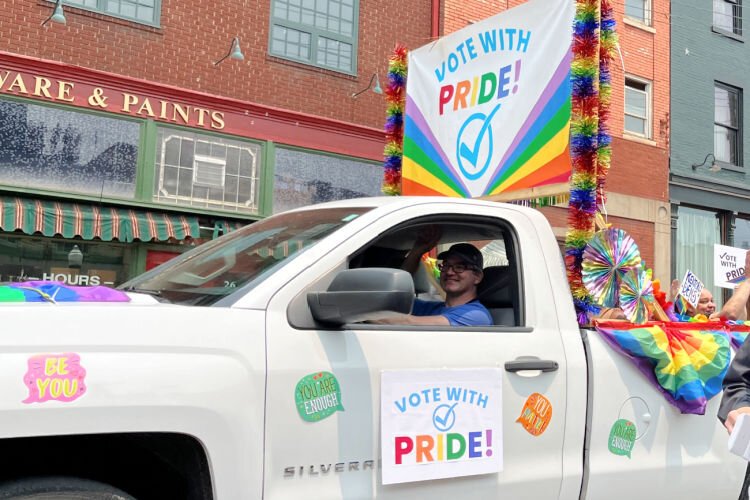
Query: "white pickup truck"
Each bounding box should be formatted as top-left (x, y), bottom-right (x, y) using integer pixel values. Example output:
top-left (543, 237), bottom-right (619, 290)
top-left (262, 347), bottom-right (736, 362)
top-left (0, 196), bottom-right (745, 500)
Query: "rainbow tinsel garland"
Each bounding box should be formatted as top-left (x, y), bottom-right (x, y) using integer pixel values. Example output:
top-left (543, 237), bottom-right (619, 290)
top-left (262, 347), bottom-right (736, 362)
top-left (565, 0), bottom-right (616, 324)
top-left (382, 45), bottom-right (408, 196)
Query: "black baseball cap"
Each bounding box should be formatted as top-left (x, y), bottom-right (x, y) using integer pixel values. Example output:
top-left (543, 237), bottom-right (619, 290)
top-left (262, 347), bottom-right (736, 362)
top-left (437, 243), bottom-right (483, 270)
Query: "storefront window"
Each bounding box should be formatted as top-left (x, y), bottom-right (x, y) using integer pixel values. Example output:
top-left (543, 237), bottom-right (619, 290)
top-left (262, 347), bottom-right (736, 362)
top-left (153, 128), bottom-right (262, 214)
top-left (273, 147), bottom-right (381, 213)
top-left (735, 217), bottom-right (750, 249)
top-left (0, 235), bottom-right (134, 286)
top-left (0, 98), bottom-right (140, 199)
top-left (675, 206), bottom-right (722, 307)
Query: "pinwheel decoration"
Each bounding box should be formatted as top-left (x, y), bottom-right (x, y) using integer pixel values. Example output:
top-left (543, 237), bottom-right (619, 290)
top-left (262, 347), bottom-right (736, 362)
top-left (582, 228), bottom-right (642, 307)
top-left (619, 268), bottom-right (655, 324)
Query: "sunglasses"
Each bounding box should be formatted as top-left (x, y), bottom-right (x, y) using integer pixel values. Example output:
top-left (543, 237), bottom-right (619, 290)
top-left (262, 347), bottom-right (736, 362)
top-left (437, 262), bottom-right (477, 274)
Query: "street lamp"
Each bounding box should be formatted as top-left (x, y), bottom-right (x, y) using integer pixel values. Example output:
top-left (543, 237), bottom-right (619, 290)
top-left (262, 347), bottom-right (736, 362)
top-left (691, 153), bottom-right (721, 173)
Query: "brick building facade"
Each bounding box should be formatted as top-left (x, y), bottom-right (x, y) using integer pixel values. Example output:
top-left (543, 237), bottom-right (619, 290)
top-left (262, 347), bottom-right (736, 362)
top-left (0, 0), bottom-right (670, 285)
top-left (671, 0), bottom-right (750, 304)
top-left (0, 0), bottom-right (433, 284)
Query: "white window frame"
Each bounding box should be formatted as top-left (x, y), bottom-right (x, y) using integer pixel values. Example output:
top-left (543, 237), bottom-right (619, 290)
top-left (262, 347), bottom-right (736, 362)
top-left (714, 81), bottom-right (743, 167)
top-left (624, 0), bottom-right (652, 26)
top-left (155, 132), bottom-right (261, 214)
top-left (268, 0), bottom-right (360, 75)
top-left (61, 0), bottom-right (161, 27)
top-left (713, 0), bottom-right (743, 36)
top-left (624, 76), bottom-right (652, 139)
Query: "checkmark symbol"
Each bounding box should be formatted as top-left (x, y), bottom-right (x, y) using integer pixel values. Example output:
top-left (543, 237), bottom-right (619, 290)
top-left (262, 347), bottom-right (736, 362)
top-left (433, 403), bottom-right (458, 431)
top-left (459, 104), bottom-right (501, 167)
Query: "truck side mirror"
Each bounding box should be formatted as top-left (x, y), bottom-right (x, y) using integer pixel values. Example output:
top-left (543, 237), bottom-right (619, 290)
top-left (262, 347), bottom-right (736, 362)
top-left (307, 268), bottom-right (415, 325)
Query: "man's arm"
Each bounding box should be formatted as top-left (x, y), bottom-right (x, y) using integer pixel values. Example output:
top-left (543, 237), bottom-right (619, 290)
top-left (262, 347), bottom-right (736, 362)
top-left (370, 313), bottom-right (450, 326)
top-left (713, 251), bottom-right (750, 321)
top-left (401, 226), bottom-right (441, 275)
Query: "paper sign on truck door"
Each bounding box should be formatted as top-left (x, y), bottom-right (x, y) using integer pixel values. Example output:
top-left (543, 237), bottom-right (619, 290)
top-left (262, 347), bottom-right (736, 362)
top-left (380, 369), bottom-right (503, 484)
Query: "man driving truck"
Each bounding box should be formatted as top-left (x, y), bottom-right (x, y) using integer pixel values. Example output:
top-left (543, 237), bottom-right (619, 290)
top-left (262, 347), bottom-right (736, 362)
top-left (373, 226), bottom-right (492, 327)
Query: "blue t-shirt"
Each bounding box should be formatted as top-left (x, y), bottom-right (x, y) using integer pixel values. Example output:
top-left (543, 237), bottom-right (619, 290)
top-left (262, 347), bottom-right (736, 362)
top-left (412, 299), bottom-right (493, 327)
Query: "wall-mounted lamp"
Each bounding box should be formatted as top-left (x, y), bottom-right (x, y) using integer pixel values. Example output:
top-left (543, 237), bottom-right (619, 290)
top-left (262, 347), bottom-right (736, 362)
top-left (214, 37), bottom-right (244, 66)
top-left (692, 153), bottom-right (721, 173)
top-left (68, 244), bottom-right (83, 269)
top-left (42, 0), bottom-right (67, 26)
top-left (352, 73), bottom-right (383, 98)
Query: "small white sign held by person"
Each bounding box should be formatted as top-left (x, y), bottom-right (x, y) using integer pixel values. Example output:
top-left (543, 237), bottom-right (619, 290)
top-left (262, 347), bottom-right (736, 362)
top-left (714, 244), bottom-right (748, 289)
top-left (381, 368), bottom-right (503, 485)
top-left (678, 270), bottom-right (704, 308)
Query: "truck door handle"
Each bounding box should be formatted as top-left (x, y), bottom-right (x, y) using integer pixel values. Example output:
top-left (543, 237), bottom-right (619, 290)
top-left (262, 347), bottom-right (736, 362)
top-left (504, 359), bottom-right (559, 372)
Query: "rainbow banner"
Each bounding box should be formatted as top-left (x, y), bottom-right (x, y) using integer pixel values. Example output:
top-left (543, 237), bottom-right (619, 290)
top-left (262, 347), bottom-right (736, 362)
top-left (402, 0), bottom-right (574, 198)
top-left (0, 281), bottom-right (130, 303)
top-left (595, 321), bottom-right (731, 415)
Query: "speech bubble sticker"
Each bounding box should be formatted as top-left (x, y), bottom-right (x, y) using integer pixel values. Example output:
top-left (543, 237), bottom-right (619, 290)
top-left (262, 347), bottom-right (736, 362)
top-left (608, 419), bottom-right (637, 458)
top-left (23, 353), bottom-right (87, 404)
top-left (295, 371), bottom-right (344, 422)
top-left (516, 392), bottom-right (552, 436)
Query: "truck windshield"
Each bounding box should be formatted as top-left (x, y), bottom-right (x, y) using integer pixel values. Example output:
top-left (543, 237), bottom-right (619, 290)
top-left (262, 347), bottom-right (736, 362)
top-left (120, 207), bottom-right (371, 306)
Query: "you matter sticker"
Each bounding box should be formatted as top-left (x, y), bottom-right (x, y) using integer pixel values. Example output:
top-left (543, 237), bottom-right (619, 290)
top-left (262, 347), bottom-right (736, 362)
top-left (295, 371), bottom-right (344, 422)
top-left (516, 393), bottom-right (552, 436)
top-left (608, 419), bottom-right (637, 458)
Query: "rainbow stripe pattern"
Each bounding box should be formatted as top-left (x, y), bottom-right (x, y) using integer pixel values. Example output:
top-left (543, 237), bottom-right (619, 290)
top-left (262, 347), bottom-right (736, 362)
top-left (402, 55), bottom-right (572, 198)
top-left (0, 281), bottom-right (130, 303)
top-left (595, 321), bottom-right (731, 414)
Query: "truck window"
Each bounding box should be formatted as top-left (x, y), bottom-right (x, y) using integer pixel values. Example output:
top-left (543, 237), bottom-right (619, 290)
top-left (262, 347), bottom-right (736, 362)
top-left (350, 216), bottom-right (523, 327)
top-left (120, 207), bottom-right (372, 306)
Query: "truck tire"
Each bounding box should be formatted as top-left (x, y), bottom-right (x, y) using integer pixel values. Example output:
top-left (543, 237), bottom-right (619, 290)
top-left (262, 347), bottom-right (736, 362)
top-left (0, 477), bottom-right (136, 500)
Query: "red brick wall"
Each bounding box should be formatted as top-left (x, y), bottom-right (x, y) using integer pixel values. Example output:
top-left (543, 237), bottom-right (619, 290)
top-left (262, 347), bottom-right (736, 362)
top-left (607, 0), bottom-right (670, 203)
top-left (540, 206), bottom-right (655, 270)
top-left (609, 136), bottom-right (669, 200)
top-left (3, 0), bottom-right (670, 204)
top-left (442, 0), bottom-right (527, 34)
top-left (0, 0), bottom-right (432, 129)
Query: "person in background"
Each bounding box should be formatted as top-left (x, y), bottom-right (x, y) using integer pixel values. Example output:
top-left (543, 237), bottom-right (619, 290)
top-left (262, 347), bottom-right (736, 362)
top-left (373, 226), bottom-right (492, 327)
top-left (669, 277), bottom-right (718, 319)
top-left (695, 289), bottom-right (718, 318)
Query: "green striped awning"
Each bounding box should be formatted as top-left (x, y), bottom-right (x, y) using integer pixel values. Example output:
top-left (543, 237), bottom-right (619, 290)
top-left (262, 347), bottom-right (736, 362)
top-left (0, 196), bottom-right (200, 243)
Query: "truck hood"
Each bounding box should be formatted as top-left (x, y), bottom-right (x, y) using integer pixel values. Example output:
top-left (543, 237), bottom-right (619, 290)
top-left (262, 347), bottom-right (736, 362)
top-left (0, 298), bottom-right (264, 350)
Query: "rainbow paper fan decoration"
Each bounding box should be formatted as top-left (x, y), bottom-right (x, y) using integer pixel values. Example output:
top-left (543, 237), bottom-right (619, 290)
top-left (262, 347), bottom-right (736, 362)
top-left (582, 229), bottom-right (642, 307)
top-left (619, 268), bottom-right (654, 324)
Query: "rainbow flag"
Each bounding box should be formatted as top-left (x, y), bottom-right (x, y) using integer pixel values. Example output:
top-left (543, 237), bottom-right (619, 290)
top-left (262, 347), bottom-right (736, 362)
top-left (0, 281), bottom-right (130, 303)
top-left (725, 322), bottom-right (750, 350)
top-left (595, 321), bottom-right (731, 415)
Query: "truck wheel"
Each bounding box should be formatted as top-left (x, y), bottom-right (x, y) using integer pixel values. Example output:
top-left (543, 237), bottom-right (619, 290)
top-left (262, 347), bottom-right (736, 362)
top-left (0, 476), bottom-right (136, 499)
